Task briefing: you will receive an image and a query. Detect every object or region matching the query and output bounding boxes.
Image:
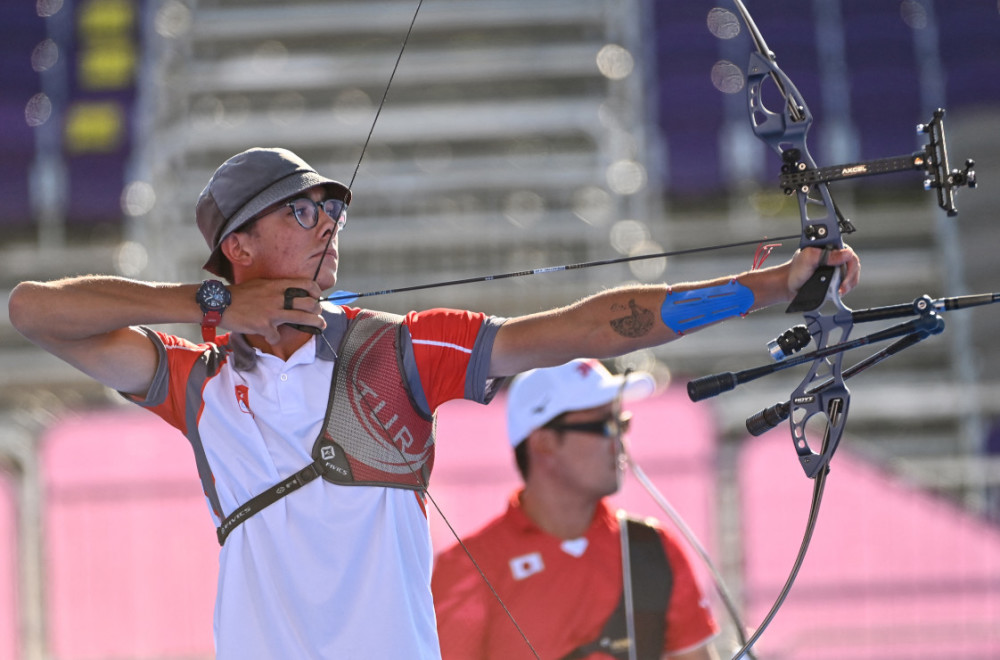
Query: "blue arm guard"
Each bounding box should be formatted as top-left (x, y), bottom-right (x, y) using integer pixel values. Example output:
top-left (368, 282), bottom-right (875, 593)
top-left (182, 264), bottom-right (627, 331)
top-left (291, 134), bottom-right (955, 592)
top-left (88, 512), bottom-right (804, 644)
top-left (660, 280), bottom-right (755, 334)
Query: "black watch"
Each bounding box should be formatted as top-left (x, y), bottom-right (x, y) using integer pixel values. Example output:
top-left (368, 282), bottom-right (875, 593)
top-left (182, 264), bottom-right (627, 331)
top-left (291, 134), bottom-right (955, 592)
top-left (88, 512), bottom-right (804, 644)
top-left (195, 279), bottom-right (231, 342)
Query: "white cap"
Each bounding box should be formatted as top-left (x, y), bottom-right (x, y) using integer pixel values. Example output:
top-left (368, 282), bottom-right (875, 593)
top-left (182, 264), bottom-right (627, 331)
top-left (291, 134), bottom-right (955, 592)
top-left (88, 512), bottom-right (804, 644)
top-left (506, 359), bottom-right (656, 447)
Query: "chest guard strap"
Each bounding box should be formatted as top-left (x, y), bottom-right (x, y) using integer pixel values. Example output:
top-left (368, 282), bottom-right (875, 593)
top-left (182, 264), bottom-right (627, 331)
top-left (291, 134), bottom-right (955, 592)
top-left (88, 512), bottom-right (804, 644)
top-left (559, 518), bottom-right (673, 660)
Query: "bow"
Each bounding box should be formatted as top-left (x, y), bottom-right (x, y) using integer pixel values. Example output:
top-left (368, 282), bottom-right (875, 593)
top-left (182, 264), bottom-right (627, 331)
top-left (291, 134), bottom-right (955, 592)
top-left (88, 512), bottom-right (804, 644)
top-left (683, 2), bottom-right (977, 656)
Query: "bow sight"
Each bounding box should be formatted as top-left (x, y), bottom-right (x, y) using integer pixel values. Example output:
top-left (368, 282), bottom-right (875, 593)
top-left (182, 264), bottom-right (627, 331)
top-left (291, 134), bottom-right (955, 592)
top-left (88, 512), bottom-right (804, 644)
top-left (778, 108), bottom-right (976, 218)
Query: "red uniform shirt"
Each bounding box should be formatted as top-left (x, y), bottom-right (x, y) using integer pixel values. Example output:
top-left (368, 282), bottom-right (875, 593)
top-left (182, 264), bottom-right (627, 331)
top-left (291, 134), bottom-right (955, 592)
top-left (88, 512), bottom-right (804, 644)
top-left (433, 491), bottom-right (718, 659)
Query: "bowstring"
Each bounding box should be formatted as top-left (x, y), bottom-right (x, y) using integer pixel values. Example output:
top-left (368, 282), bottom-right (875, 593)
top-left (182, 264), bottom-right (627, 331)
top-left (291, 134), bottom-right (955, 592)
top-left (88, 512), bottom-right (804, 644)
top-left (348, 1), bottom-right (423, 190)
top-left (617, 369), bottom-right (757, 658)
top-left (334, 5), bottom-right (540, 652)
top-left (311, 0), bottom-right (425, 283)
top-left (353, 378), bottom-right (541, 659)
top-left (612, 375), bottom-right (639, 660)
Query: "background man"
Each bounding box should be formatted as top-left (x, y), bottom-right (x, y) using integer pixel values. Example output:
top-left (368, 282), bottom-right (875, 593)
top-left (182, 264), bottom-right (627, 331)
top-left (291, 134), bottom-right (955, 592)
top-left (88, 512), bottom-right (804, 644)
top-left (433, 359), bottom-right (720, 659)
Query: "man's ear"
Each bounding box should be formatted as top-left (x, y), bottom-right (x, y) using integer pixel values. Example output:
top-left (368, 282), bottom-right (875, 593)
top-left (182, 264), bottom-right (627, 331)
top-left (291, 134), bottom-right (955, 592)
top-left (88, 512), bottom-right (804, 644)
top-left (220, 232), bottom-right (253, 269)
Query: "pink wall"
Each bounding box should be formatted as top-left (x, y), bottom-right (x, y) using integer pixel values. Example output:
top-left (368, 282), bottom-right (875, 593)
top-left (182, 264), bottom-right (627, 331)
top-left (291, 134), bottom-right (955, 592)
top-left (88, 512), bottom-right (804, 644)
top-left (0, 471), bottom-right (18, 660)
top-left (741, 434), bottom-right (1000, 658)
top-left (42, 411), bottom-right (217, 660)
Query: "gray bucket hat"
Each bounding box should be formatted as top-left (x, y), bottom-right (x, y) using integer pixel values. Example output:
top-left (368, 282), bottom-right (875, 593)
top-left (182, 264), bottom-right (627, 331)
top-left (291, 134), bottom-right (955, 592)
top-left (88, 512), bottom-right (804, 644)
top-left (196, 147), bottom-right (352, 277)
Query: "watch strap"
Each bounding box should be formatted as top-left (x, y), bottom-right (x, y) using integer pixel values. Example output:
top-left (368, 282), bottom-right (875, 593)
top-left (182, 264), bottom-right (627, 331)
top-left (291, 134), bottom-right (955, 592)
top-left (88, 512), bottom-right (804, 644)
top-left (201, 310), bottom-right (222, 342)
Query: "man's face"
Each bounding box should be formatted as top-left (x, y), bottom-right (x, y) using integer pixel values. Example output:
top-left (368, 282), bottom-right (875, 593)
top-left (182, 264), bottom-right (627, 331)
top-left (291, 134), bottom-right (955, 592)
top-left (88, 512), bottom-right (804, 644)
top-left (237, 186), bottom-right (344, 290)
top-left (546, 402), bottom-right (627, 498)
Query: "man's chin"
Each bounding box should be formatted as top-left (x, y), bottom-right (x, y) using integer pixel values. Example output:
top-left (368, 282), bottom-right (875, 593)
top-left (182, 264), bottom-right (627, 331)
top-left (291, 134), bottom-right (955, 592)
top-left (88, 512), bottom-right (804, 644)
top-left (316, 273), bottom-right (338, 293)
top-left (602, 477), bottom-right (623, 498)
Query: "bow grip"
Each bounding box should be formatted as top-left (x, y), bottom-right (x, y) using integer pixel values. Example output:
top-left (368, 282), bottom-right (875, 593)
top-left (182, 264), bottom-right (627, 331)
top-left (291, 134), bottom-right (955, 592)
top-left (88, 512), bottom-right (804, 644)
top-left (283, 287), bottom-right (322, 335)
top-left (785, 265), bottom-right (835, 313)
top-left (786, 246), bottom-right (844, 314)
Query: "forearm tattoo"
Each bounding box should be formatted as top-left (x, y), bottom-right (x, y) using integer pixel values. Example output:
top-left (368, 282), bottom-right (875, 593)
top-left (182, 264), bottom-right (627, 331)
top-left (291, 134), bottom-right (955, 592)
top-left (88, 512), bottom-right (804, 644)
top-left (609, 299), bottom-right (654, 338)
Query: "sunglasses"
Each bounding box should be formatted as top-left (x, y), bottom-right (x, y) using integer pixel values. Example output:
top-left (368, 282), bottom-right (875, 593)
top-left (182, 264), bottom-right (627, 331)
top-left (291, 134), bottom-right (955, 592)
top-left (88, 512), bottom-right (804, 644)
top-left (546, 413), bottom-right (632, 438)
top-left (284, 197), bottom-right (348, 231)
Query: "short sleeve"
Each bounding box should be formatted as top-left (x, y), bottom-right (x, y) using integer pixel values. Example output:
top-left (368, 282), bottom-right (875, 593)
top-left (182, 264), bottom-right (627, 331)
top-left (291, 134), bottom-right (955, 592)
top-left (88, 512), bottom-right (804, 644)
top-left (403, 308), bottom-right (506, 410)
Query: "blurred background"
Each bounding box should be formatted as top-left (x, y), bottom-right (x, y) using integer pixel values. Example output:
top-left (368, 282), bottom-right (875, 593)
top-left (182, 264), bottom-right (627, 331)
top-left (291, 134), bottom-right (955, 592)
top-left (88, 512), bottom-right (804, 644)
top-left (2, 0), bottom-right (999, 658)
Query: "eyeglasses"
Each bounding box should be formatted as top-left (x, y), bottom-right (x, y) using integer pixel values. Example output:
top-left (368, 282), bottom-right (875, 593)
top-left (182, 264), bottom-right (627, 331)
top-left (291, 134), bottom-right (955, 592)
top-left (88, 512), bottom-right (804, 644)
top-left (285, 197), bottom-right (348, 231)
top-left (546, 413), bottom-right (632, 438)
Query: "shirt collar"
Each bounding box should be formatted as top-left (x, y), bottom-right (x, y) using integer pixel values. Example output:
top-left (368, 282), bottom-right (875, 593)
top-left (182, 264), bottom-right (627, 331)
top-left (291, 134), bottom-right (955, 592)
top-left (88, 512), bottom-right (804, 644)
top-left (230, 304), bottom-right (347, 370)
top-left (506, 489), bottom-right (614, 537)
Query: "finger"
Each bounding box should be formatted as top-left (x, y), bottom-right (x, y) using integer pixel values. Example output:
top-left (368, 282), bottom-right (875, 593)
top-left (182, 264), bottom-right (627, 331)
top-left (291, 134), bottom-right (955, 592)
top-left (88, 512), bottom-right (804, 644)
top-left (288, 280), bottom-right (323, 299)
top-left (838, 260), bottom-right (860, 293)
top-left (826, 247), bottom-right (858, 266)
top-left (841, 264), bottom-right (861, 293)
top-left (281, 280), bottom-right (324, 311)
top-left (283, 287), bottom-right (311, 310)
top-left (284, 293), bottom-right (323, 314)
top-left (284, 309), bottom-right (327, 331)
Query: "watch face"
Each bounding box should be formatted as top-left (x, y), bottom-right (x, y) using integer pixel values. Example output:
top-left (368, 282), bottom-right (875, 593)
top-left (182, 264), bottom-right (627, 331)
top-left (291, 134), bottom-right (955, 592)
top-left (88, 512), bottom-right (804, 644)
top-left (197, 280), bottom-right (231, 311)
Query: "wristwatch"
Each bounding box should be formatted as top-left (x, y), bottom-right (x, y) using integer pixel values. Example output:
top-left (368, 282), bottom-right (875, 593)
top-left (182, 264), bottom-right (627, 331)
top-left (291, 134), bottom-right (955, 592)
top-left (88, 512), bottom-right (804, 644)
top-left (195, 279), bottom-right (231, 342)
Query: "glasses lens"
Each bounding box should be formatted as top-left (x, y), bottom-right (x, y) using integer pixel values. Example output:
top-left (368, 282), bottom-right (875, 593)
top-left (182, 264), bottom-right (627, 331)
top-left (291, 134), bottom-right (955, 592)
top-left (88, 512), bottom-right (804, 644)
top-left (550, 414), bottom-right (630, 438)
top-left (289, 199), bottom-right (318, 229)
top-left (322, 199), bottom-right (348, 231)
